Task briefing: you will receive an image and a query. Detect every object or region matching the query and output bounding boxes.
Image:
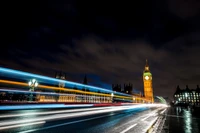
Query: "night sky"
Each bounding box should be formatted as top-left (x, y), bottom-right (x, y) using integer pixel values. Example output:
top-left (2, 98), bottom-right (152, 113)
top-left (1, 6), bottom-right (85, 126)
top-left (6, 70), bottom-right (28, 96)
top-left (1, 0), bottom-right (200, 98)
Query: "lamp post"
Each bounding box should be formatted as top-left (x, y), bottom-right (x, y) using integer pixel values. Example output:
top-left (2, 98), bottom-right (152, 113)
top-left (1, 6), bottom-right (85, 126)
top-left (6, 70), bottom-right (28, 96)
top-left (111, 92), bottom-right (114, 103)
top-left (28, 79), bottom-right (38, 101)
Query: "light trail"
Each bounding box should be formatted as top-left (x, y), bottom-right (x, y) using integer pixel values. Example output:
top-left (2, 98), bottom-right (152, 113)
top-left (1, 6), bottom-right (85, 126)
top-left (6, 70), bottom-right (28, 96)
top-left (0, 105), bottom-right (149, 127)
top-left (0, 88), bottom-right (75, 96)
top-left (19, 114), bottom-right (116, 133)
top-left (113, 107), bottom-right (164, 132)
top-left (141, 108), bottom-right (161, 121)
top-left (0, 121), bottom-right (46, 130)
top-left (0, 105), bottom-right (165, 132)
top-left (0, 88), bottom-right (113, 99)
top-left (19, 108), bottom-right (162, 133)
top-left (0, 67), bottom-right (131, 97)
top-left (0, 79), bottom-right (132, 100)
top-left (0, 106), bottom-right (114, 118)
top-left (0, 104), bottom-right (94, 110)
top-left (111, 107), bottom-right (164, 133)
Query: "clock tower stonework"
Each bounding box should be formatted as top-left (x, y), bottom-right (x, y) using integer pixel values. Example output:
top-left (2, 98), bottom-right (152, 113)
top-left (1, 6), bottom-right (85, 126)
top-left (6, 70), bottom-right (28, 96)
top-left (143, 59), bottom-right (154, 103)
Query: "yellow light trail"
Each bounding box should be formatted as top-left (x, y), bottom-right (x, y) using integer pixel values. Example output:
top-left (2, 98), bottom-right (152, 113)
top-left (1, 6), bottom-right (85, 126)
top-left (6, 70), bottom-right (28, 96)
top-left (0, 79), bottom-right (132, 100)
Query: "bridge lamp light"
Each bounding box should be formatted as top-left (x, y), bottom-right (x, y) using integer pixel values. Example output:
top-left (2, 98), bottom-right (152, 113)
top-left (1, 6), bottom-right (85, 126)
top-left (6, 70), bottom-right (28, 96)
top-left (28, 79), bottom-right (38, 91)
top-left (28, 81), bottom-right (32, 86)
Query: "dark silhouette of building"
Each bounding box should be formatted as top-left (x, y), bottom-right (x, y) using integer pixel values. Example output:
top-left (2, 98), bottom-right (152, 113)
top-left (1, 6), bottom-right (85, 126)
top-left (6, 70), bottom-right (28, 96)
top-left (174, 85), bottom-right (200, 106)
top-left (55, 71), bottom-right (66, 80)
top-left (112, 84), bottom-right (122, 93)
top-left (83, 75), bottom-right (88, 85)
top-left (124, 83), bottom-right (133, 94)
top-left (82, 75), bottom-right (89, 92)
top-left (112, 83), bottom-right (133, 94)
top-left (55, 71), bottom-right (66, 88)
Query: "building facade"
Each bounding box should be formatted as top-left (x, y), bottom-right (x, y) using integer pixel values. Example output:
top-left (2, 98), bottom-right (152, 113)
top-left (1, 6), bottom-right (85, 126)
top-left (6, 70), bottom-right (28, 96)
top-left (143, 59), bottom-right (154, 103)
top-left (174, 85), bottom-right (200, 106)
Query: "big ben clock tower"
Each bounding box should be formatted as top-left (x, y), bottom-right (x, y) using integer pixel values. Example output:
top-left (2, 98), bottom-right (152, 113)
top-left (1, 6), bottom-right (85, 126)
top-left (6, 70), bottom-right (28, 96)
top-left (143, 59), bottom-right (154, 103)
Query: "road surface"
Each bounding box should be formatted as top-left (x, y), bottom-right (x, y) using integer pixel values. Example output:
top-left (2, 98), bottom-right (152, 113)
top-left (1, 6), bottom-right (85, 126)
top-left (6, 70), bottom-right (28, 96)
top-left (0, 104), bottom-right (167, 133)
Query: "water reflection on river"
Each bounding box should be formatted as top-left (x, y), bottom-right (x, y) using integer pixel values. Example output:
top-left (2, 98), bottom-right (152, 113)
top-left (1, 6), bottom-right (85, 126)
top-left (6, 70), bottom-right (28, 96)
top-left (168, 107), bottom-right (200, 133)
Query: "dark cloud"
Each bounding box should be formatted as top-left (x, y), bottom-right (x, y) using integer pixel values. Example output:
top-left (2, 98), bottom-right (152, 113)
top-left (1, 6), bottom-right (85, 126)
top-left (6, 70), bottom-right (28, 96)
top-left (168, 0), bottom-right (200, 19)
top-left (1, 33), bottom-right (200, 98)
top-left (0, 1), bottom-right (200, 99)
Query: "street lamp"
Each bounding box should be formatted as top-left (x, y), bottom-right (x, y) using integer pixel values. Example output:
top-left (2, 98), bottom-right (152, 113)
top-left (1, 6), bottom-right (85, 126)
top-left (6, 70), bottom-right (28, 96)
top-left (28, 79), bottom-right (38, 92)
top-left (28, 79), bottom-right (38, 101)
top-left (111, 93), bottom-right (114, 103)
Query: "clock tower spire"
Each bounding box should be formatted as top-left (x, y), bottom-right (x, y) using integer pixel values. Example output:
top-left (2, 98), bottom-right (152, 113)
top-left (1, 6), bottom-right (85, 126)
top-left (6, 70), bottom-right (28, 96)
top-left (143, 59), bottom-right (154, 103)
top-left (145, 59), bottom-right (150, 72)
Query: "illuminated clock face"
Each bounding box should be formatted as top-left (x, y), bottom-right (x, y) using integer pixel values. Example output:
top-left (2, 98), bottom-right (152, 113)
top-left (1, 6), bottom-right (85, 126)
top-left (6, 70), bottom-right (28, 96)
top-left (145, 76), bottom-right (149, 80)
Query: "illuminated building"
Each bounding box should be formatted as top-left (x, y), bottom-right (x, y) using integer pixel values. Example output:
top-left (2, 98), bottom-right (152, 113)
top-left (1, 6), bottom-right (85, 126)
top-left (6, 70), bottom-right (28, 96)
top-left (174, 85), bottom-right (200, 106)
top-left (0, 67), bottom-right (150, 103)
top-left (143, 59), bottom-right (154, 103)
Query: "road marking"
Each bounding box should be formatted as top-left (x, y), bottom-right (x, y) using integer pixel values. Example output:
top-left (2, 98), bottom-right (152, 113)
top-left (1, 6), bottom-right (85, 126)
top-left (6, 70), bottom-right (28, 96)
top-left (120, 124), bottom-right (137, 133)
top-left (141, 115), bottom-right (152, 121)
top-left (160, 109), bottom-right (166, 114)
top-left (0, 121), bottom-right (45, 130)
top-left (143, 116), bottom-right (158, 132)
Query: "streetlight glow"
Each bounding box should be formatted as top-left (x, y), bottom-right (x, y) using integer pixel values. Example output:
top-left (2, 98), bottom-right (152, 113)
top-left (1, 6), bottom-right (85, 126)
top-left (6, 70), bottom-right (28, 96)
top-left (35, 82), bottom-right (38, 87)
top-left (28, 81), bottom-right (32, 86)
top-left (28, 79), bottom-right (38, 91)
top-left (32, 79), bottom-right (36, 83)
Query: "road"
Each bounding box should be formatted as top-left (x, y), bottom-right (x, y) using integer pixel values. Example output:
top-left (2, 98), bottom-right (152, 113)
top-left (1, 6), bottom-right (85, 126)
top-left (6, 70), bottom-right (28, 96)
top-left (0, 104), bottom-right (167, 133)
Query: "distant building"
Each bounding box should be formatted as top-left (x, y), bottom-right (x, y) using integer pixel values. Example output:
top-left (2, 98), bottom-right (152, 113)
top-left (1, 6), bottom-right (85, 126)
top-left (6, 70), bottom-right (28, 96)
top-left (112, 83), bottom-right (133, 95)
top-left (83, 75), bottom-right (88, 85)
top-left (55, 71), bottom-right (66, 88)
top-left (55, 71), bottom-right (66, 80)
top-left (174, 85), bottom-right (200, 106)
top-left (82, 75), bottom-right (89, 92)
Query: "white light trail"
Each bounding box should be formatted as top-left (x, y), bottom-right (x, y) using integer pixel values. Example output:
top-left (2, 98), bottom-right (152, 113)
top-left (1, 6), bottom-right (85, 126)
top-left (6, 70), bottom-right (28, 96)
top-left (19, 114), bottom-right (116, 133)
top-left (0, 105), bottom-right (164, 132)
top-left (0, 105), bottom-right (148, 127)
top-left (0, 106), bottom-right (114, 118)
top-left (141, 107), bottom-right (163, 121)
top-left (0, 121), bottom-right (45, 130)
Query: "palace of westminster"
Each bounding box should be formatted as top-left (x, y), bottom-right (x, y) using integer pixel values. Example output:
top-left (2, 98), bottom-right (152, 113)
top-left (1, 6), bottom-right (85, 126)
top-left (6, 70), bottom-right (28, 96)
top-left (56, 60), bottom-right (154, 103)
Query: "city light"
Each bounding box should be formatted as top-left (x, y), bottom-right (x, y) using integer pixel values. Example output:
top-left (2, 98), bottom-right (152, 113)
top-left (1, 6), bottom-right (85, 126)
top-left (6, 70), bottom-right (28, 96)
top-left (0, 67), bottom-right (131, 97)
top-left (0, 79), bottom-right (132, 100)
